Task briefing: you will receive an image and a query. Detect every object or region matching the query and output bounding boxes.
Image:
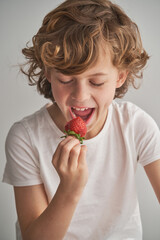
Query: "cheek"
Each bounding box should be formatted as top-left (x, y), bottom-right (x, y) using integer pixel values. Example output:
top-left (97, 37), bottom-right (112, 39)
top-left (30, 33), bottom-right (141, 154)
top-left (51, 84), bottom-right (64, 101)
top-left (96, 86), bottom-right (116, 106)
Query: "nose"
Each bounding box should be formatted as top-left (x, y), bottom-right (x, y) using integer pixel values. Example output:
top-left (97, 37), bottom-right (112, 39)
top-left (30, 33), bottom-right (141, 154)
top-left (71, 81), bottom-right (90, 103)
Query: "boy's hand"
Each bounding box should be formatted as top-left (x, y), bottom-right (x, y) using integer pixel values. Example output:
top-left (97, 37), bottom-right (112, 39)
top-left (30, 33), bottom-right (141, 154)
top-left (52, 136), bottom-right (88, 200)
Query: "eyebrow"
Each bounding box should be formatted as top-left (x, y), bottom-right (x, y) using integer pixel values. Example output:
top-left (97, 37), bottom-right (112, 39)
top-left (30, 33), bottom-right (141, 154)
top-left (55, 70), bottom-right (108, 78)
top-left (87, 72), bottom-right (108, 77)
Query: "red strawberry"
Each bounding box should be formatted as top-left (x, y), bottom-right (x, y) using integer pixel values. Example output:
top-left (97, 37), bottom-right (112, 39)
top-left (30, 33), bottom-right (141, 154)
top-left (61, 117), bottom-right (87, 144)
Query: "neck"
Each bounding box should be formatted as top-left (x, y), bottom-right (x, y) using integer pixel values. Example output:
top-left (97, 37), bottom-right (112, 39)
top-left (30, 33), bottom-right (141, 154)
top-left (47, 102), bottom-right (66, 133)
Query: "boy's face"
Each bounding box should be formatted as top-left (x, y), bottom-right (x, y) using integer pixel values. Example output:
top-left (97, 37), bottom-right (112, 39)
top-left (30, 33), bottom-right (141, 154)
top-left (47, 47), bottom-right (127, 139)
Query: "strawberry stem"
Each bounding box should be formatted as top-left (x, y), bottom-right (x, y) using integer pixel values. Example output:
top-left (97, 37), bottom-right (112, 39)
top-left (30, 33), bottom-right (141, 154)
top-left (61, 130), bottom-right (85, 144)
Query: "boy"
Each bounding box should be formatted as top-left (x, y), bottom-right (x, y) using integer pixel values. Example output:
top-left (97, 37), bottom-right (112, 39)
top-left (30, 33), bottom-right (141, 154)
top-left (3, 0), bottom-right (160, 239)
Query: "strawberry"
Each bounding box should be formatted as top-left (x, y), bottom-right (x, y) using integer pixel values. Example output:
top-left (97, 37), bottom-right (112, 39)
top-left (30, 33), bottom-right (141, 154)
top-left (61, 117), bottom-right (87, 144)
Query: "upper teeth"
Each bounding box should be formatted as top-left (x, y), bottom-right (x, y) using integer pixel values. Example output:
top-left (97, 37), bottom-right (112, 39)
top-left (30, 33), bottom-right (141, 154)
top-left (72, 107), bottom-right (89, 111)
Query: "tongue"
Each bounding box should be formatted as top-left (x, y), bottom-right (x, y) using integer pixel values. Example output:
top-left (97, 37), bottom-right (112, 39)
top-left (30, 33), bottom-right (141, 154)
top-left (72, 108), bottom-right (93, 117)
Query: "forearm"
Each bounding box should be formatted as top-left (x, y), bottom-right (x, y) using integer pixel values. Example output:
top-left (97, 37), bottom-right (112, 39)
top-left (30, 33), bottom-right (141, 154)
top-left (21, 138), bottom-right (88, 240)
top-left (23, 184), bottom-right (81, 240)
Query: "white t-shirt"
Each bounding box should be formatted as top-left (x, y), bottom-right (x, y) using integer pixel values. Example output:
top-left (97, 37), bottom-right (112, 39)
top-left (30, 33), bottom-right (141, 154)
top-left (3, 100), bottom-right (160, 240)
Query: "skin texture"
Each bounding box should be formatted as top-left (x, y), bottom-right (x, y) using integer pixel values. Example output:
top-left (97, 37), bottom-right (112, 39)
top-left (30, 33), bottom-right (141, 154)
top-left (15, 137), bottom-right (88, 240)
top-left (46, 47), bottom-right (127, 139)
top-left (14, 48), bottom-right (160, 240)
top-left (144, 160), bottom-right (160, 203)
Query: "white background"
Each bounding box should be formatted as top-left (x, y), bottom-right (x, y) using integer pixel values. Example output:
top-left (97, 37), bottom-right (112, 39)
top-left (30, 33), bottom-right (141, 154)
top-left (0, 0), bottom-right (160, 239)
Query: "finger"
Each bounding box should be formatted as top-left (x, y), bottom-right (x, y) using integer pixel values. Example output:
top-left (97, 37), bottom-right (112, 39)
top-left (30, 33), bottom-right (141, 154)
top-left (58, 137), bottom-right (80, 169)
top-left (52, 136), bottom-right (74, 167)
top-left (78, 145), bottom-right (87, 167)
top-left (68, 144), bottom-right (81, 171)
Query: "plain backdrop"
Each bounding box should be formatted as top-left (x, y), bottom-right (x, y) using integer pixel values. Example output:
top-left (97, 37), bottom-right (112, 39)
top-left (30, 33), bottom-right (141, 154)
top-left (0, 0), bottom-right (160, 239)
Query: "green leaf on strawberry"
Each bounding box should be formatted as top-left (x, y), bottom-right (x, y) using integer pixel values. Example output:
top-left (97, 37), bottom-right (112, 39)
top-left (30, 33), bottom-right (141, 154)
top-left (61, 117), bottom-right (87, 144)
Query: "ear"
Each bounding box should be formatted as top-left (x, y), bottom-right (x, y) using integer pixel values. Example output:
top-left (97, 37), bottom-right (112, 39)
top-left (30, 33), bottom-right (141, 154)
top-left (116, 70), bottom-right (128, 88)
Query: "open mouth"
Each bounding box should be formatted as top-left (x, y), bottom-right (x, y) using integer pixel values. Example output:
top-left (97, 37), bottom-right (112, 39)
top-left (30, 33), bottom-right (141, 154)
top-left (69, 107), bottom-right (95, 124)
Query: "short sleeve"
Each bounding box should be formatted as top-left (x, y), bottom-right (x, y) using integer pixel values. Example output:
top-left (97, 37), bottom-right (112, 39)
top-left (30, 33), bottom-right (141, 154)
top-left (2, 122), bottom-right (43, 186)
top-left (133, 109), bottom-right (160, 166)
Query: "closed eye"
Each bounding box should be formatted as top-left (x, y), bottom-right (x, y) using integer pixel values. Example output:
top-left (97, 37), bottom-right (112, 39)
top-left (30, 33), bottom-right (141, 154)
top-left (57, 78), bottom-right (73, 84)
top-left (57, 78), bottom-right (104, 86)
top-left (90, 81), bottom-right (104, 87)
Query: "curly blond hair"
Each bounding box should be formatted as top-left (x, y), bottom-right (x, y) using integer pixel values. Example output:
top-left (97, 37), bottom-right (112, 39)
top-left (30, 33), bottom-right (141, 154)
top-left (21, 0), bottom-right (149, 101)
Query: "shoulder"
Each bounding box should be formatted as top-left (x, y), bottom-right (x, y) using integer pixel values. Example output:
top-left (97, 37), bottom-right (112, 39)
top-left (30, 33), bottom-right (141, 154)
top-left (5, 105), bottom-right (48, 149)
top-left (111, 100), bottom-right (141, 122)
top-left (111, 100), bottom-right (160, 142)
top-left (111, 101), bottom-right (160, 166)
top-left (6, 103), bottom-right (62, 154)
top-left (21, 105), bottom-right (49, 131)
top-left (7, 105), bottom-right (48, 138)
top-left (112, 100), bottom-right (144, 116)
top-left (112, 100), bottom-right (159, 129)
top-left (3, 107), bottom-right (49, 186)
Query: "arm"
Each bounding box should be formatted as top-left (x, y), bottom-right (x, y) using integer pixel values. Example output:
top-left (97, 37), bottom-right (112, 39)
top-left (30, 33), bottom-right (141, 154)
top-left (144, 159), bottom-right (160, 203)
top-left (14, 136), bottom-right (88, 240)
